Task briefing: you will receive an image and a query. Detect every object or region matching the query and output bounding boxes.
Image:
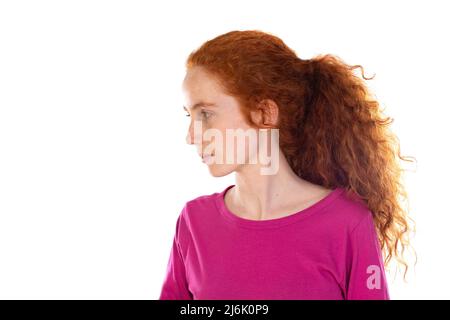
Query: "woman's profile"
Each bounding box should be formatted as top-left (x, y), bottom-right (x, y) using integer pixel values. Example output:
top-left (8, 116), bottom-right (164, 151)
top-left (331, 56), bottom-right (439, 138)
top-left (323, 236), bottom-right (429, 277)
top-left (159, 30), bottom-right (415, 300)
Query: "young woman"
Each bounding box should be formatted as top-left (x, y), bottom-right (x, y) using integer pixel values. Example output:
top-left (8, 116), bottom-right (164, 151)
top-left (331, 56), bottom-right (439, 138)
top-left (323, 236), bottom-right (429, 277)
top-left (159, 30), bottom-right (415, 300)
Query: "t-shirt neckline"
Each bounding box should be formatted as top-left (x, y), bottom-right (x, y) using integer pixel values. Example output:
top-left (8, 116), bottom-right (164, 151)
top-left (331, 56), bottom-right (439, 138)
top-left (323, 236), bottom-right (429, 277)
top-left (214, 184), bottom-right (345, 229)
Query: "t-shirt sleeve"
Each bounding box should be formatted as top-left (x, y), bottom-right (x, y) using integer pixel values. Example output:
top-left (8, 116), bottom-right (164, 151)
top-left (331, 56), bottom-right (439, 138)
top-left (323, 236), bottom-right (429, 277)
top-left (159, 211), bottom-right (193, 300)
top-left (345, 211), bottom-right (390, 300)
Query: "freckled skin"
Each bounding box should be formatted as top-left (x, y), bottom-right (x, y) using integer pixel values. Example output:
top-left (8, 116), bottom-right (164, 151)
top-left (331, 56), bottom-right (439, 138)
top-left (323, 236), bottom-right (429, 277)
top-left (182, 66), bottom-right (255, 177)
top-left (182, 66), bottom-right (333, 221)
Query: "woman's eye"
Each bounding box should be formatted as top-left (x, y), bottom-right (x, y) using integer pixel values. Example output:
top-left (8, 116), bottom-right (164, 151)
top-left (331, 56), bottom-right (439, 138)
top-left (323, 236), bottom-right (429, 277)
top-left (184, 110), bottom-right (210, 120)
top-left (201, 111), bottom-right (210, 119)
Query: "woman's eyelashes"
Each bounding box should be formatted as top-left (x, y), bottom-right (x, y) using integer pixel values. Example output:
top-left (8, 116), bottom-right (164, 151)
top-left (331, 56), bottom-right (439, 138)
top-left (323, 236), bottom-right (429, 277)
top-left (201, 110), bottom-right (211, 120)
top-left (185, 110), bottom-right (211, 120)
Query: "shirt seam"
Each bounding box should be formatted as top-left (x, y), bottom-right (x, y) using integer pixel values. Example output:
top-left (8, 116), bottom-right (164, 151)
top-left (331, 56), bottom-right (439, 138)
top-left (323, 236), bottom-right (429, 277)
top-left (214, 189), bottom-right (343, 230)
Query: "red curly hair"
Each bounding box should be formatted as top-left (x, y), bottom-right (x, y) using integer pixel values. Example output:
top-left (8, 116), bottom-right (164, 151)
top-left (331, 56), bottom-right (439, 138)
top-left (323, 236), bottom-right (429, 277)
top-left (185, 30), bottom-right (416, 277)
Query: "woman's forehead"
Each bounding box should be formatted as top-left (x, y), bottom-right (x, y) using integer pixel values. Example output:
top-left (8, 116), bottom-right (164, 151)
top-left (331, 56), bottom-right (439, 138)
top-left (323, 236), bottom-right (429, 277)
top-left (183, 67), bottom-right (221, 91)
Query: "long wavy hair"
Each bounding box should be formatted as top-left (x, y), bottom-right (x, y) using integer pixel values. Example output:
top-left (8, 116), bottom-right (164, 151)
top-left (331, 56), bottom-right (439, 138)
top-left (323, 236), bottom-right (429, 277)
top-left (185, 30), bottom-right (416, 278)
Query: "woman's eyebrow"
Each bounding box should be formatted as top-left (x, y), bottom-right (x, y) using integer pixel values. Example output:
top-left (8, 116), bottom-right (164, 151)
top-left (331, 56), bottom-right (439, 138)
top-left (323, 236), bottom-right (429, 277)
top-left (183, 102), bottom-right (216, 112)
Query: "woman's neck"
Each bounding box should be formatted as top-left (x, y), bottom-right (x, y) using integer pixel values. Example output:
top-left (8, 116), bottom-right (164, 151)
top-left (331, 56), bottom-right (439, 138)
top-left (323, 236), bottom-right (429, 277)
top-left (227, 152), bottom-right (332, 221)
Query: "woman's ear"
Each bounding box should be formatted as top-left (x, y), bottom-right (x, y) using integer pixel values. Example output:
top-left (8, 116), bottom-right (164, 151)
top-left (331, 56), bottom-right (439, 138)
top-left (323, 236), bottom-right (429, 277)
top-left (252, 99), bottom-right (279, 127)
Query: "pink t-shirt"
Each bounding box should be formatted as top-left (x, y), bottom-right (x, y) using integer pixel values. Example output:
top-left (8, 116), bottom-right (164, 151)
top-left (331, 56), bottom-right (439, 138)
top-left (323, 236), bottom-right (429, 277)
top-left (159, 185), bottom-right (389, 300)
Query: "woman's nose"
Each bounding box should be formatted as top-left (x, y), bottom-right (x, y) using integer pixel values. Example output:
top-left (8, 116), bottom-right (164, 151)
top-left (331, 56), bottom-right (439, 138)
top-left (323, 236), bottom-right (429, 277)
top-left (185, 123), bottom-right (198, 145)
top-left (186, 121), bottom-right (202, 145)
top-left (185, 130), bottom-right (194, 145)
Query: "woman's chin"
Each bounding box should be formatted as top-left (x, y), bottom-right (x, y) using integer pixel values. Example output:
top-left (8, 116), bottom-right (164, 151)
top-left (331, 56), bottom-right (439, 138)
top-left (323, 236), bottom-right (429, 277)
top-left (207, 164), bottom-right (236, 177)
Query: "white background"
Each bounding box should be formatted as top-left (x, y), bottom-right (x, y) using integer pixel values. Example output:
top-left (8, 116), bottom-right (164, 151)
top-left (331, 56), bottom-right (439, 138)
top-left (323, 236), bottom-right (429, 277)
top-left (0, 0), bottom-right (448, 299)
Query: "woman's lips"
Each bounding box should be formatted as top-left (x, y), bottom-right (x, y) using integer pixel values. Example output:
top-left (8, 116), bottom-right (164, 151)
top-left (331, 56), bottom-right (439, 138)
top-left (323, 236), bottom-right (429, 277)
top-left (201, 153), bottom-right (215, 163)
top-left (200, 152), bottom-right (214, 158)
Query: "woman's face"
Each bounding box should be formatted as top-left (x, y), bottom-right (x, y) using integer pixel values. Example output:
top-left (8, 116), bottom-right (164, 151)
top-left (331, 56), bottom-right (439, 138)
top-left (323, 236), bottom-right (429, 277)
top-left (182, 66), bottom-right (259, 177)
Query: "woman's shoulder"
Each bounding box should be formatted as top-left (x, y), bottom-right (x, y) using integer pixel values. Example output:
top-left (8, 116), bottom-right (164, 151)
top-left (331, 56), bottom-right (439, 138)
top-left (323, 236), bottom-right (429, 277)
top-left (184, 187), bottom-right (223, 209)
top-left (329, 187), bottom-right (375, 232)
top-left (178, 185), bottom-right (228, 223)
